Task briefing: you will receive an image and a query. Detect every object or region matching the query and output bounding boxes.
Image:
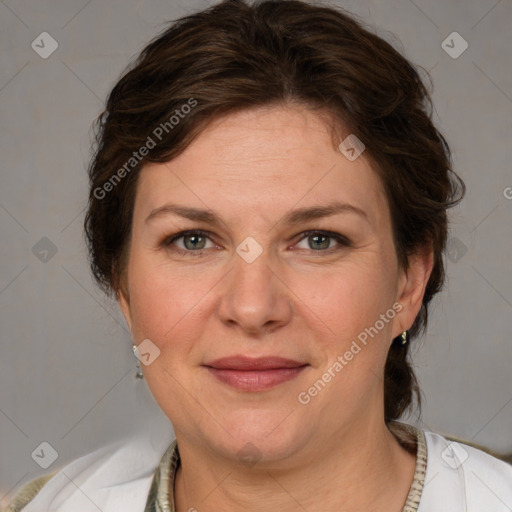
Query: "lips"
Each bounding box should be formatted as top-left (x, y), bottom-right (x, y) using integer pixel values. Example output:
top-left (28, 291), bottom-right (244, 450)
top-left (203, 356), bottom-right (308, 391)
top-left (204, 356), bottom-right (306, 370)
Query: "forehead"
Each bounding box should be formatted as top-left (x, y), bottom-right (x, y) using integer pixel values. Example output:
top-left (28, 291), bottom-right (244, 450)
top-left (135, 105), bottom-right (389, 228)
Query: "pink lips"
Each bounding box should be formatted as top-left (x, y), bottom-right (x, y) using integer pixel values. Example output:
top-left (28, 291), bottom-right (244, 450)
top-left (203, 356), bottom-right (308, 391)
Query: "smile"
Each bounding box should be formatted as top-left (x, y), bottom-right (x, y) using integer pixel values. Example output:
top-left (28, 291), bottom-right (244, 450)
top-left (203, 356), bottom-right (309, 391)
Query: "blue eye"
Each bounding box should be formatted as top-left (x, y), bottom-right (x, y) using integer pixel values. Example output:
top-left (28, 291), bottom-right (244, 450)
top-left (295, 231), bottom-right (351, 252)
top-left (164, 230), bottom-right (215, 256)
top-left (163, 229), bottom-right (350, 257)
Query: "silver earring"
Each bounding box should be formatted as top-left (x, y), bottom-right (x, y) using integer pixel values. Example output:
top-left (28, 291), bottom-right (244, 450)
top-left (133, 344), bottom-right (144, 379)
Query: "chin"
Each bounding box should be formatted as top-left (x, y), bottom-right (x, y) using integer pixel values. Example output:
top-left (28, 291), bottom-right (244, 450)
top-left (209, 409), bottom-right (310, 464)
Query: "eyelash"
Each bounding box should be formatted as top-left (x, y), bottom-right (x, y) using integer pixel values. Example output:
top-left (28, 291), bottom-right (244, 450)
top-left (162, 229), bottom-right (351, 257)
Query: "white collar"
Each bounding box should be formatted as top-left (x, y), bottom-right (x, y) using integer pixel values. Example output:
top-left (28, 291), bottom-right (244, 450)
top-left (418, 429), bottom-right (512, 511)
top-left (22, 429), bottom-right (173, 512)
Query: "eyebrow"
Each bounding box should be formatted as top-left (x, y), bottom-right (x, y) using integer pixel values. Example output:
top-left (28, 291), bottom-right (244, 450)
top-left (145, 200), bottom-right (369, 227)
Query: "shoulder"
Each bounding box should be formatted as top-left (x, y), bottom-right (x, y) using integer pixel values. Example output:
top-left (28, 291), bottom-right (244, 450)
top-left (5, 432), bottom-right (174, 512)
top-left (419, 429), bottom-right (512, 511)
top-left (4, 440), bottom-right (125, 512)
top-left (5, 473), bottom-right (57, 512)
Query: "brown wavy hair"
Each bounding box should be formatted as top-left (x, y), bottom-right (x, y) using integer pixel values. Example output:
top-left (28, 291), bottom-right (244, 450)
top-left (83, 0), bottom-right (465, 421)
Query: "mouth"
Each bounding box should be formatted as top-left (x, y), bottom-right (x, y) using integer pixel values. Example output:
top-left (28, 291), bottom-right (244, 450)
top-left (202, 356), bottom-right (309, 391)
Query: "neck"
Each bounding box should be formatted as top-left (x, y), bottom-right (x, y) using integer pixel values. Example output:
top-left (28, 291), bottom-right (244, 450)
top-left (173, 419), bottom-right (417, 512)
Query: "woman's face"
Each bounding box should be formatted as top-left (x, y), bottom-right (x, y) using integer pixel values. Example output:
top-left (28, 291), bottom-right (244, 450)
top-left (118, 105), bottom-right (430, 464)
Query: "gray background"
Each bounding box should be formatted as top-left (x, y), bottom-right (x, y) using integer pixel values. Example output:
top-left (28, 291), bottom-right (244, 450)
top-left (1, 0), bottom-right (511, 506)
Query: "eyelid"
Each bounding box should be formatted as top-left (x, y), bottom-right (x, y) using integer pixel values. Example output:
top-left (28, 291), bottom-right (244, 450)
top-left (164, 229), bottom-right (218, 255)
top-left (293, 230), bottom-right (351, 250)
top-left (163, 229), bottom-right (351, 255)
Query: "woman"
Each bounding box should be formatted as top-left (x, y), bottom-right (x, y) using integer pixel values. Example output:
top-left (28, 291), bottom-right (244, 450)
top-left (7, 0), bottom-right (512, 511)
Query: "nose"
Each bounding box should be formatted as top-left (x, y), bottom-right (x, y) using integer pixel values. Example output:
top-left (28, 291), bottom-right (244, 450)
top-left (217, 247), bottom-right (293, 336)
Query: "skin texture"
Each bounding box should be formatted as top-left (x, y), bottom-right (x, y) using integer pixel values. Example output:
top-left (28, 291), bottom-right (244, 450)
top-left (118, 104), bottom-right (433, 512)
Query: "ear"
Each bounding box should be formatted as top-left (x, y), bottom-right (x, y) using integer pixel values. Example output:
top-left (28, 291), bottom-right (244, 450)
top-left (393, 243), bottom-right (434, 338)
top-left (116, 277), bottom-right (133, 331)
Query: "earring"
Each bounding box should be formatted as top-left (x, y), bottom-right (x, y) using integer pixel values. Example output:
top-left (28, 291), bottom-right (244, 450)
top-left (133, 344), bottom-right (144, 380)
top-left (401, 330), bottom-right (409, 345)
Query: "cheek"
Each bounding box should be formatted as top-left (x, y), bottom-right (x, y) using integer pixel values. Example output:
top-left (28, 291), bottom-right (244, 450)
top-left (296, 268), bottom-right (396, 403)
top-left (295, 260), bottom-right (395, 334)
top-left (293, 262), bottom-right (397, 400)
top-left (127, 256), bottom-right (215, 351)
